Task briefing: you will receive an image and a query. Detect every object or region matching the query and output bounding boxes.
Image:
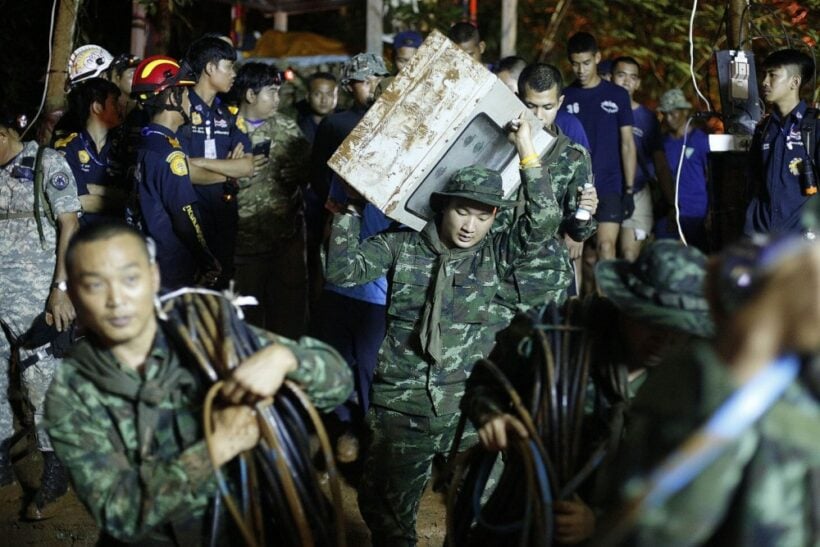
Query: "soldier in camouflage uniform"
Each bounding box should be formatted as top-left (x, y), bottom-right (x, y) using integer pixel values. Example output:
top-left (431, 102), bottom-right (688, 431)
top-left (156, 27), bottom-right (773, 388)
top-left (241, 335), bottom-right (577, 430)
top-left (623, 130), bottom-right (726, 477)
top-left (233, 62), bottom-right (311, 338)
top-left (0, 110), bottom-right (81, 518)
top-left (494, 63), bottom-right (598, 319)
top-left (44, 223), bottom-right (352, 544)
top-left (325, 116), bottom-right (562, 545)
top-left (464, 240), bottom-right (713, 543)
top-left (599, 235), bottom-right (820, 546)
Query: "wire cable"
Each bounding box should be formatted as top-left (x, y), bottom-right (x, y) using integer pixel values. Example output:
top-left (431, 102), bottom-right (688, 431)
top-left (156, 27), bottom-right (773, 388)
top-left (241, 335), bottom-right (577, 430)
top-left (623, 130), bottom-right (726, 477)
top-left (689, 0), bottom-right (714, 112)
top-left (673, 117), bottom-right (694, 246)
top-left (23, 0), bottom-right (58, 140)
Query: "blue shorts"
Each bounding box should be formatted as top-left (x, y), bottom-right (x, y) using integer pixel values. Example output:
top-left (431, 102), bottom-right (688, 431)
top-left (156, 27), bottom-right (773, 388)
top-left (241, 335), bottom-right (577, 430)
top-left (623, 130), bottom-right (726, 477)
top-left (596, 192), bottom-right (623, 224)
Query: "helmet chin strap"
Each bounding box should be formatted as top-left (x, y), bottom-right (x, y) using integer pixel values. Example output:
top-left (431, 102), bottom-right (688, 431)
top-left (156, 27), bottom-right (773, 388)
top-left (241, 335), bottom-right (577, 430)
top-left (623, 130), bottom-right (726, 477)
top-left (168, 87), bottom-right (190, 125)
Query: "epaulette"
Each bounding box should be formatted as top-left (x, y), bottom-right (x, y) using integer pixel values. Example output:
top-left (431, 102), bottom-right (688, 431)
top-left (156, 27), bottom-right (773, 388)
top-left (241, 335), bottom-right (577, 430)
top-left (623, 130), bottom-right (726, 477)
top-left (53, 132), bottom-right (78, 149)
top-left (164, 135), bottom-right (182, 149)
top-left (235, 115), bottom-right (248, 134)
top-left (227, 104), bottom-right (239, 116)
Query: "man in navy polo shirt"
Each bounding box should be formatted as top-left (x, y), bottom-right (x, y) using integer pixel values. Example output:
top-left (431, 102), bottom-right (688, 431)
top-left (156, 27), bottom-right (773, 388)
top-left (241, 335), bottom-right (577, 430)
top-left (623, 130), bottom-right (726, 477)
top-left (179, 35), bottom-right (255, 288)
top-left (745, 49), bottom-right (819, 236)
top-left (130, 56), bottom-right (220, 289)
top-left (563, 32), bottom-right (635, 267)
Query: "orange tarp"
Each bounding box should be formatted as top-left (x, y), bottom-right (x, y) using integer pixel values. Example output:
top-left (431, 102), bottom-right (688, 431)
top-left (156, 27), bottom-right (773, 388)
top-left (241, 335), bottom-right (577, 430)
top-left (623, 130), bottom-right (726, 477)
top-left (245, 29), bottom-right (348, 57)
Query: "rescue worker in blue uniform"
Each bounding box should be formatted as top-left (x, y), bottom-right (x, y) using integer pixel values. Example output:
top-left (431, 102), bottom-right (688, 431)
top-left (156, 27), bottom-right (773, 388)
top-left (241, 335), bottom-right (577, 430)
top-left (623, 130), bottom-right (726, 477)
top-left (178, 36), bottom-right (254, 288)
top-left (745, 49), bottom-right (820, 236)
top-left (55, 78), bottom-right (126, 226)
top-left (130, 56), bottom-right (220, 289)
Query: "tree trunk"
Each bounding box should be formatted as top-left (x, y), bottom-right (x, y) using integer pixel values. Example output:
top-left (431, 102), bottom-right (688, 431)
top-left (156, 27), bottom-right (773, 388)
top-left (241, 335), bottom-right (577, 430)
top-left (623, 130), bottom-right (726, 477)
top-left (147, 0), bottom-right (172, 56)
top-left (36, 0), bottom-right (81, 144)
top-left (727, 0), bottom-right (746, 49)
top-left (537, 0), bottom-right (573, 61)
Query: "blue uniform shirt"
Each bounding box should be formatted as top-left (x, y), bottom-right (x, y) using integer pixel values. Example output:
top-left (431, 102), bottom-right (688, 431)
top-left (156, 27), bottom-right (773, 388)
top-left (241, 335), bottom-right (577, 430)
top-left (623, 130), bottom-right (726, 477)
top-left (134, 123), bottom-right (199, 288)
top-left (563, 80), bottom-right (634, 196)
top-left (744, 101), bottom-right (816, 235)
top-left (555, 110), bottom-right (590, 151)
top-left (632, 104), bottom-right (663, 193)
top-left (177, 90), bottom-right (251, 281)
top-left (54, 130), bottom-right (123, 226)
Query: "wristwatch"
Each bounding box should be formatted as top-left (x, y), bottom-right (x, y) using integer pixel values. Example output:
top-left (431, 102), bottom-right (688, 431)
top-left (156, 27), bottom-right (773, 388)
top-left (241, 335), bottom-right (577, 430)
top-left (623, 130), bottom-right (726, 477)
top-left (51, 280), bottom-right (68, 292)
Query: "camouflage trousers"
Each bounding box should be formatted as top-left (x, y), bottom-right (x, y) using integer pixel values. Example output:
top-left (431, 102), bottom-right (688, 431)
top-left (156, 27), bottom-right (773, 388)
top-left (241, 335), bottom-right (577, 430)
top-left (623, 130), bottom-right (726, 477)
top-left (0, 267), bottom-right (58, 451)
top-left (358, 406), bottom-right (477, 547)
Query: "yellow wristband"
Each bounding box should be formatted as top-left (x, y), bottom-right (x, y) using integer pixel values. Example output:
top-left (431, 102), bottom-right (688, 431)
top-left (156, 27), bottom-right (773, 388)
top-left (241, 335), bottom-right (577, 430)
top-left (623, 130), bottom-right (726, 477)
top-left (519, 153), bottom-right (539, 165)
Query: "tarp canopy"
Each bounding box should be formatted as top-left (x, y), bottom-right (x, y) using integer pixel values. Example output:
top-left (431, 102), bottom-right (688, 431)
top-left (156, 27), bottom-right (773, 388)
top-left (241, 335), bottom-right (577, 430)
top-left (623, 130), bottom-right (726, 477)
top-left (244, 29), bottom-right (348, 58)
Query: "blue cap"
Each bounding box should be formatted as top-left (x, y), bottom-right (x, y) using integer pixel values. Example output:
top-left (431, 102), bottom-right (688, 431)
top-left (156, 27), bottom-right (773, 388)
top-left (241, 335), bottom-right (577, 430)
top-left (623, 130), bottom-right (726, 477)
top-left (393, 31), bottom-right (423, 51)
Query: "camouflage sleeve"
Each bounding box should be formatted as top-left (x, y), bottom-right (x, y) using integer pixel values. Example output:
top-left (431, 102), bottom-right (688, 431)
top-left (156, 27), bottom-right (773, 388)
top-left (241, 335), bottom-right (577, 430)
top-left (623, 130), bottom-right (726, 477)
top-left (44, 365), bottom-right (215, 542)
top-left (493, 164), bottom-right (562, 276)
top-left (279, 118), bottom-right (311, 191)
top-left (250, 327), bottom-right (354, 411)
top-left (41, 147), bottom-right (81, 216)
top-left (325, 212), bottom-right (398, 287)
top-left (561, 146), bottom-right (597, 242)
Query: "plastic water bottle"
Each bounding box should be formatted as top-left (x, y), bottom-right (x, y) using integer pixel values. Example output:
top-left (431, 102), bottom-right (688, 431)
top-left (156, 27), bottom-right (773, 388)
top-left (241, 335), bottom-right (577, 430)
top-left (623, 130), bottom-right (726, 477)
top-left (575, 183), bottom-right (594, 221)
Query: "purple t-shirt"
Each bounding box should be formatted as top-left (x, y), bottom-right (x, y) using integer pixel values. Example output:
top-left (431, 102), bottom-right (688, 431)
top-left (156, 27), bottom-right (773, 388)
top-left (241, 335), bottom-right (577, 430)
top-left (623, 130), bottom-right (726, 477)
top-left (555, 110), bottom-right (590, 150)
top-left (563, 80), bottom-right (633, 195)
top-left (664, 128), bottom-right (709, 218)
top-left (632, 104), bottom-right (664, 192)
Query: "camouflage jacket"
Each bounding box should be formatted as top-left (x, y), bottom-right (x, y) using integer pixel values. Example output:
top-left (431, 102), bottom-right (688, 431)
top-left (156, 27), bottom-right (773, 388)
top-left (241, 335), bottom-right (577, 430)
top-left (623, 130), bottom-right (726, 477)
top-left (495, 129), bottom-right (596, 313)
top-left (609, 342), bottom-right (820, 546)
top-left (44, 322), bottom-right (352, 543)
top-left (0, 141), bottom-right (81, 265)
top-left (325, 165), bottom-right (562, 416)
top-left (236, 113), bottom-right (310, 255)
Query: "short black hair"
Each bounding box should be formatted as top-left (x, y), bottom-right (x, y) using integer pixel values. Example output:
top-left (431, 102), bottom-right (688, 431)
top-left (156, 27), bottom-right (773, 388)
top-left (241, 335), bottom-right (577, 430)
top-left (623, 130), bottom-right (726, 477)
top-left (612, 55), bottom-right (640, 72)
top-left (763, 48), bottom-right (815, 89)
top-left (567, 32), bottom-right (598, 56)
top-left (67, 78), bottom-right (121, 125)
top-left (307, 71), bottom-right (337, 88)
top-left (495, 56), bottom-right (527, 75)
top-left (233, 62), bottom-right (280, 103)
top-left (66, 221), bottom-right (151, 278)
top-left (140, 87), bottom-right (181, 119)
top-left (185, 35), bottom-right (237, 77)
top-left (448, 22), bottom-right (480, 44)
top-left (518, 63), bottom-right (564, 96)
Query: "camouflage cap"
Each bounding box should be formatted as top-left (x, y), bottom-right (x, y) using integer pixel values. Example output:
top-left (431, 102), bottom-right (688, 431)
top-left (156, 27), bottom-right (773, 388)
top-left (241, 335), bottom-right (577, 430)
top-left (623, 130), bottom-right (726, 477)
top-left (658, 88), bottom-right (693, 112)
top-left (430, 165), bottom-right (518, 211)
top-left (595, 240), bottom-right (713, 338)
top-left (341, 53), bottom-right (389, 84)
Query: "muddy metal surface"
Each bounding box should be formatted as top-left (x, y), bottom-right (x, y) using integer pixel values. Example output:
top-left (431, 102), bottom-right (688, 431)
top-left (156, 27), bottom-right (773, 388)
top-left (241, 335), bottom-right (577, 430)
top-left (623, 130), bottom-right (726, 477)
top-left (0, 444), bottom-right (447, 546)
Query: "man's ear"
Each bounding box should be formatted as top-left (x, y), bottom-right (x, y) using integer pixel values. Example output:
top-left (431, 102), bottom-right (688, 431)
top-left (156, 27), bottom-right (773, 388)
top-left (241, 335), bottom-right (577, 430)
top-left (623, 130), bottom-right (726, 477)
top-left (594, 51), bottom-right (602, 65)
top-left (205, 60), bottom-right (217, 78)
top-left (557, 94), bottom-right (565, 109)
top-left (245, 88), bottom-right (256, 105)
top-left (479, 41), bottom-right (486, 55)
top-left (91, 100), bottom-right (104, 116)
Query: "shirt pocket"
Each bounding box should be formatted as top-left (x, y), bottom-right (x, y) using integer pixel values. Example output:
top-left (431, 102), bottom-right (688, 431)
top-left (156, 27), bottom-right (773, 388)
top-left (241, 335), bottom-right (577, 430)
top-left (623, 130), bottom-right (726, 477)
top-left (450, 268), bottom-right (496, 324)
top-left (388, 255), bottom-right (435, 321)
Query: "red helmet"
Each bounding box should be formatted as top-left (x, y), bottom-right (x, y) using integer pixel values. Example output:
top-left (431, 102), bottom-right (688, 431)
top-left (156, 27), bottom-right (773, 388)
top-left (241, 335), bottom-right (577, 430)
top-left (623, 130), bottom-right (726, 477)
top-left (131, 55), bottom-right (195, 102)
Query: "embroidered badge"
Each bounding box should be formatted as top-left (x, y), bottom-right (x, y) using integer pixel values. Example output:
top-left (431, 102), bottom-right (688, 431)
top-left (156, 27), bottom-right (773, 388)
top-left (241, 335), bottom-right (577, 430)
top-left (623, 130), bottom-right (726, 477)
top-left (51, 172), bottom-right (70, 190)
top-left (167, 151), bottom-right (189, 176)
top-left (78, 150), bottom-right (90, 164)
top-left (191, 111), bottom-right (203, 126)
top-left (789, 157), bottom-right (803, 176)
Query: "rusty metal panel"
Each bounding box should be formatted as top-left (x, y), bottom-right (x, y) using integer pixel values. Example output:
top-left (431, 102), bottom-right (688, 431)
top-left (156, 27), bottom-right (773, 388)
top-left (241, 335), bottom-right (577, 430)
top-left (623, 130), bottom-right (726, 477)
top-left (328, 30), bottom-right (554, 231)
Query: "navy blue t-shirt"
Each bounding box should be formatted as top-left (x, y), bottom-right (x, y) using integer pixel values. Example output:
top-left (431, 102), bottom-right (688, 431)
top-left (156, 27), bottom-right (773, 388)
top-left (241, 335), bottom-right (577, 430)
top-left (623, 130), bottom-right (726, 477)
top-left (555, 110), bottom-right (590, 150)
top-left (632, 104), bottom-right (664, 192)
top-left (134, 123), bottom-right (199, 288)
top-left (562, 80), bottom-right (633, 196)
top-left (55, 130), bottom-right (124, 226)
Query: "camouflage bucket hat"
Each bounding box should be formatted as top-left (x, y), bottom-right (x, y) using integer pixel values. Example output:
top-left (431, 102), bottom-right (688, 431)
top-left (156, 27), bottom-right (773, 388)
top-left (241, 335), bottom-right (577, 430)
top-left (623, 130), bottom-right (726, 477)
top-left (595, 240), bottom-right (713, 338)
top-left (658, 88), bottom-right (693, 113)
top-left (430, 165), bottom-right (518, 211)
top-left (341, 53), bottom-right (389, 84)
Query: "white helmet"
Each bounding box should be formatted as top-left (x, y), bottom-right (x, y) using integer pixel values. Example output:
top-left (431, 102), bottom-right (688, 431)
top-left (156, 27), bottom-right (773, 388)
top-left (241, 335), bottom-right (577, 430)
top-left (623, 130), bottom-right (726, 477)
top-left (67, 44), bottom-right (114, 87)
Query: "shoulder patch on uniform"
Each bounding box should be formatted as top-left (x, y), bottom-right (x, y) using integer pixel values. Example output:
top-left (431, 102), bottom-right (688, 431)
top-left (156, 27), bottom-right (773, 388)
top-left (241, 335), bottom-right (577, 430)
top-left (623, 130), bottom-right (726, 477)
top-left (235, 115), bottom-right (248, 134)
top-left (227, 104), bottom-right (239, 116)
top-left (166, 151), bottom-right (189, 176)
top-left (54, 132), bottom-right (78, 149)
top-left (50, 172), bottom-right (70, 190)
